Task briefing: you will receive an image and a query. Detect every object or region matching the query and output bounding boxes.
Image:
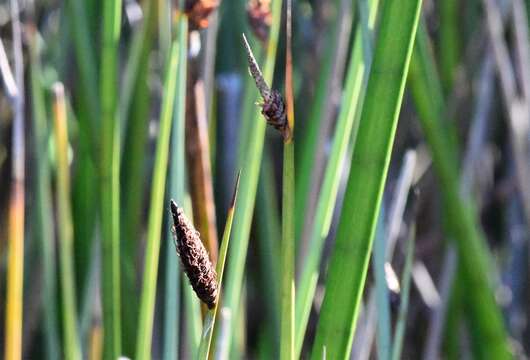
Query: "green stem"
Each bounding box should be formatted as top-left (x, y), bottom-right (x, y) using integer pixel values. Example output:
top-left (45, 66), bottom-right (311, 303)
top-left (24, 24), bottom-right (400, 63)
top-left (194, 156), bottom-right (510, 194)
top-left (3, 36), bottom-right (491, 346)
top-left (65, 0), bottom-right (99, 144)
top-left (162, 13), bottom-right (188, 360)
top-left (198, 175), bottom-right (240, 359)
top-left (53, 83), bottom-right (82, 360)
top-left (311, 0), bottom-right (422, 356)
top-left (281, 142), bottom-right (295, 360)
top-left (295, 0), bottom-right (343, 241)
top-left (218, 0), bottom-right (283, 353)
top-left (135, 17), bottom-right (187, 359)
top-left (439, 0), bottom-right (459, 92)
top-left (408, 21), bottom-right (512, 359)
top-left (294, 0), bottom-right (380, 354)
top-left (256, 152), bottom-right (281, 350)
top-left (100, 0), bottom-right (123, 357)
top-left (29, 32), bottom-right (60, 360)
top-left (120, 2), bottom-right (158, 355)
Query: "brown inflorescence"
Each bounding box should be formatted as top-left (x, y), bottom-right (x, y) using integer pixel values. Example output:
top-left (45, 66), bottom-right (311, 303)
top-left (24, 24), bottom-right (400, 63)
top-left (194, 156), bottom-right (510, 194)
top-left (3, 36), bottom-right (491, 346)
top-left (246, 0), bottom-right (272, 43)
top-left (261, 90), bottom-right (289, 141)
top-left (170, 200), bottom-right (218, 309)
top-left (241, 34), bottom-right (290, 141)
top-left (185, 0), bottom-right (219, 30)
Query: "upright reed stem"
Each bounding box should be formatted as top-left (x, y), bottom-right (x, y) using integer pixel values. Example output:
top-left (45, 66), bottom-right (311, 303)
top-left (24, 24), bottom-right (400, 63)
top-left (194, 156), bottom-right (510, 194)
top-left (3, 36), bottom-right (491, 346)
top-left (100, 0), bottom-right (123, 357)
top-left (281, 0), bottom-right (295, 358)
top-left (53, 83), bottom-right (82, 360)
top-left (5, 1), bottom-right (25, 358)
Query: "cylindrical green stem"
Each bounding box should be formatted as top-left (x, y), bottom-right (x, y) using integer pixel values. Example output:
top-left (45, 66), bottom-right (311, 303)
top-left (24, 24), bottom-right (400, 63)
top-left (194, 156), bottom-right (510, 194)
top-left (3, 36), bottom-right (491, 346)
top-left (311, 0), bottom-right (423, 356)
top-left (100, 0), bottom-right (123, 357)
top-left (29, 31), bottom-right (60, 360)
top-left (281, 142), bottom-right (295, 360)
top-left (408, 22), bottom-right (512, 359)
top-left (162, 13), bottom-right (188, 360)
top-left (294, 0), bottom-right (380, 353)
top-left (53, 83), bottom-right (82, 360)
top-left (135, 17), bottom-right (187, 359)
top-left (219, 0), bottom-right (283, 353)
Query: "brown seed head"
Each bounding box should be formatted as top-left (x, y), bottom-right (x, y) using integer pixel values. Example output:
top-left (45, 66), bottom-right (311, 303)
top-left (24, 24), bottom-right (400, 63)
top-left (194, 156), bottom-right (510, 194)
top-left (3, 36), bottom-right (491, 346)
top-left (242, 34), bottom-right (291, 140)
top-left (185, 0), bottom-right (219, 30)
top-left (246, 0), bottom-right (272, 43)
top-left (261, 90), bottom-right (289, 141)
top-left (170, 200), bottom-right (218, 309)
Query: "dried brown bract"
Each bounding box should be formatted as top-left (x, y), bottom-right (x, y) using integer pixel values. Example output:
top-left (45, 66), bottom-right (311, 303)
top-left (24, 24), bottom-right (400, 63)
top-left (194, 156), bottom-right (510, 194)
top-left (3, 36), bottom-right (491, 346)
top-left (170, 200), bottom-right (218, 309)
top-left (246, 0), bottom-right (272, 43)
top-left (185, 0), bottom-right (219, 30)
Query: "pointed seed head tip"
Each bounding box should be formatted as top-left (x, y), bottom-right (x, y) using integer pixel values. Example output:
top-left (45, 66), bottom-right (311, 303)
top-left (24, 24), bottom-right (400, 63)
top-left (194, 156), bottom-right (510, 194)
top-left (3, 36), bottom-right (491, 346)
top-left (170, 199), bottom-right (179, 214)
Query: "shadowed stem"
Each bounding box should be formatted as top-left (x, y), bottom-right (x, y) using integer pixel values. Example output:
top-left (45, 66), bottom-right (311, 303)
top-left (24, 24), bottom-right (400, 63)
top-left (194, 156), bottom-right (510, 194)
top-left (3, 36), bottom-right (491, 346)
top-left (281, 0), bottom-right (295, 358)
top-left (185, 50), bottom-right (219, 263)
top-left (53, 83), bottom-right (82, 360)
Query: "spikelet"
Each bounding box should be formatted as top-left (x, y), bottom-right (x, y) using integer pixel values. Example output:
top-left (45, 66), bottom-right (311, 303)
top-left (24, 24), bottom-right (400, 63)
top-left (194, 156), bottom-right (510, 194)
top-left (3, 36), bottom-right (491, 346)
top-left (261, 89), bottom-right (289, 139)
top-left (242, 34), bottom-right (290, 140)
top-left (170, 200), bottom-right (218, 309)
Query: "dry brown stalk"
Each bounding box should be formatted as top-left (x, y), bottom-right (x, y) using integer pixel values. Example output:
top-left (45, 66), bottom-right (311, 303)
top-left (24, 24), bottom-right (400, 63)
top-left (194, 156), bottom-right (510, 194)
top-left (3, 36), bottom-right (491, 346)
top-left (185, 55), bottom-right (219, 264)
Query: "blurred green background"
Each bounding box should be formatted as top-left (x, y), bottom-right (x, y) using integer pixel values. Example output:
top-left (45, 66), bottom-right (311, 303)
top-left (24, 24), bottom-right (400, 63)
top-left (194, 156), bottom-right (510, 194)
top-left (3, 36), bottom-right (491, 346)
top-left (0, 0), bottom-right (529, 358)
